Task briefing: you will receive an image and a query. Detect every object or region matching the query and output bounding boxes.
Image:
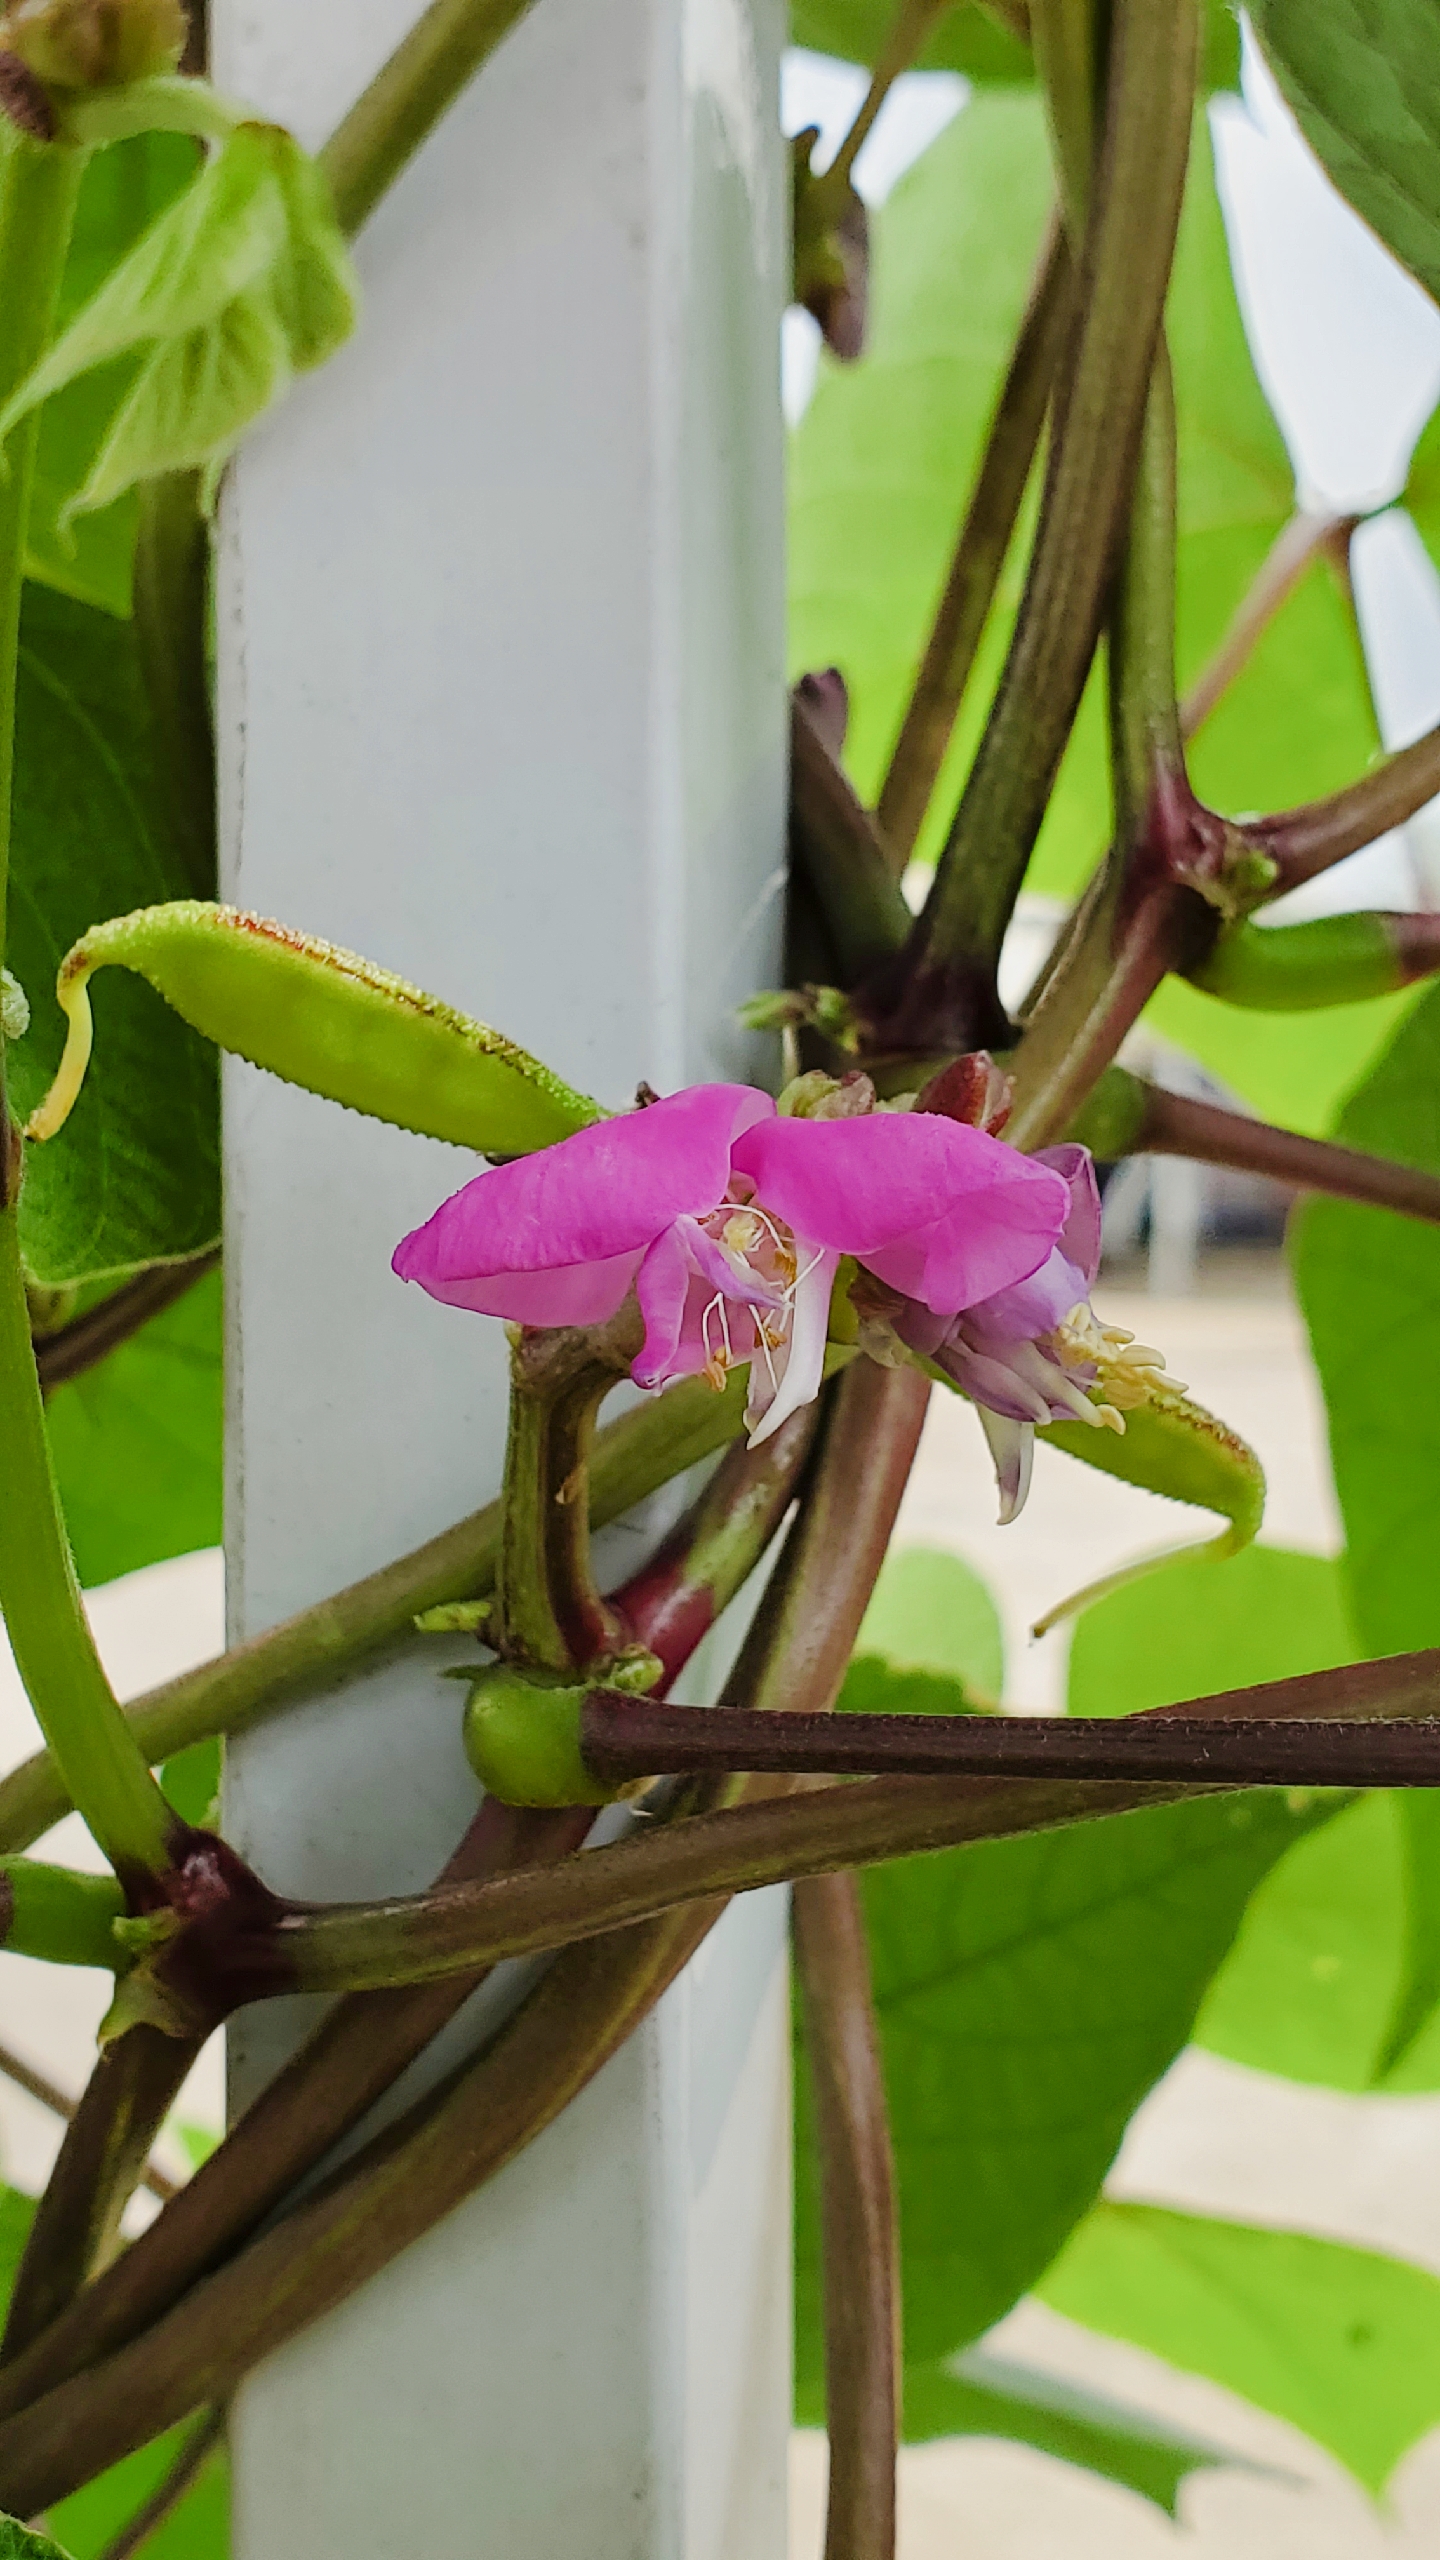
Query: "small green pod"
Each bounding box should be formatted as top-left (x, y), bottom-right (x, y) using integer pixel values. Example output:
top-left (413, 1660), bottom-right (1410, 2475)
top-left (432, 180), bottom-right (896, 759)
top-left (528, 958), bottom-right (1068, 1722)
top-left (26, 901), bottom-right (605, 1156)
top-left (462, 1664), bottom-right (610, 1808)
top-left (1188, 914), bottom-right (1404, 1012)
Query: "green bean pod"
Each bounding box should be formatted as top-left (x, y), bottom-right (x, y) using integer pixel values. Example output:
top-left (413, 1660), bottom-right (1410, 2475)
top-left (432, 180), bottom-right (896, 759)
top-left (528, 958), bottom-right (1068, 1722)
top-left (1188, 912), bottom-right (1420, 1012)
top-left (1033, 1388), bottom-right (1266, 1634)
top-left (26, 901), bottom-right (605, 1156)
top-left (2, 1857), bottom-right (126, 1970)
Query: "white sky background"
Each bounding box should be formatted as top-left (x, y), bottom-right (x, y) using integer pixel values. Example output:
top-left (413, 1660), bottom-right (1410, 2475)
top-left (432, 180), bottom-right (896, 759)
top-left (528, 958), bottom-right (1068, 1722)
top-left (782, 22), bottom-right (1440, 918)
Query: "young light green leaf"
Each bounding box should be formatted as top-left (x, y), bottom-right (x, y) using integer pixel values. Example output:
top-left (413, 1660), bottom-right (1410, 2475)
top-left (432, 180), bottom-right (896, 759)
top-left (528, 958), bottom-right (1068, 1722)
top-left (900, 2349), bottom-right (1257, 2516)
top-left (27, 131), bottom-right (198, 615)
top-left (46, 1266), bottom-right (221, 1588)
top-left (0, 123), bottom-right (357, 517)
top-left (6, 585), bottom-right (220, 1286)
top-left (794, 1769), bottom-right (1331, 2389)
top-left (1249, 0), bottom-right (1440, 309)
top-left (1040, 2202), bottom-right (1440, 2496)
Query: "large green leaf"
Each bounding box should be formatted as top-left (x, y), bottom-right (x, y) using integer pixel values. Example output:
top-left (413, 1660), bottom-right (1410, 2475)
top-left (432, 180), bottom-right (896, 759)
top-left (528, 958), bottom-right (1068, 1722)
top-left (1062, 1541), bottom-right (1440, 2090)
top-left (28, 132), bottom-right (199, 618)
top-left (45, 1267), bottom-right (222, 1588)
top-left (1249, 0), bottom-right (1440, 310)
top-left (1041, 2202), bottom-right (1440, 2495)
top-left (0, 2523), bottom-right (75, 2558)
top-left (851, 1541), bottom-right (1004, 1690)
top-left (1067, 1543), bottom-right (1358, 1719)
top-left (789, 0), bottom-right (1241, 86)
top-left (0, 125), bottom-right (357, 517)
top-left (6, 585), bottom-right (220, 1285)
top-left (1144, 977), bottom-right (1416, 1139)
top-left (1292, 980), bottom-right (1440, 1654)
top-left (794, 1765), bottom-right (1331, 2396)
top-left (900, 2348), bottom-right (1242, 2514)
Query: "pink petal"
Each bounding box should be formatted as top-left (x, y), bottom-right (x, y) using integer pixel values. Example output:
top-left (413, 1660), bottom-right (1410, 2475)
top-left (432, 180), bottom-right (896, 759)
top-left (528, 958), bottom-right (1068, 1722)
top-left (1033, 1144), bottom-right (1102, 1288)
top-left (393, 1083), bottom-right (773, 1306)
top-left (408, 1250), bottom-right (645, 1328)
top-left (633, 1218), bottom-right (783, 1389)
top-left (733, 1113), bottom-right (1067, 1315)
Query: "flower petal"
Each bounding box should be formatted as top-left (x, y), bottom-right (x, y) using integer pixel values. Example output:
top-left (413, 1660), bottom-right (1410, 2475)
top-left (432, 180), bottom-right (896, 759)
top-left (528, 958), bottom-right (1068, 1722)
top-left (978, 1409), bottom-right (1034, 1525)
top-left (394, 1082), bottom-right (773, 1303)
top-left (1034, 1143), bottom-right (1102, 1288)
top-left (409, 1248), bottom-right (644, 1327)
top-left (733, 1112), bottom-right (1067, 1314)
top-left (746, 1248), bottom-right (838, 1445)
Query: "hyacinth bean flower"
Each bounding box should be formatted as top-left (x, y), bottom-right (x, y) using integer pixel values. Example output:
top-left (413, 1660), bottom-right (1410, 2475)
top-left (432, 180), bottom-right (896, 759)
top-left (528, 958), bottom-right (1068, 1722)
top-left (393, 1081), bottom-right (1071, 1446)
top-left (900, 1144), bottom-right (1174, 1522)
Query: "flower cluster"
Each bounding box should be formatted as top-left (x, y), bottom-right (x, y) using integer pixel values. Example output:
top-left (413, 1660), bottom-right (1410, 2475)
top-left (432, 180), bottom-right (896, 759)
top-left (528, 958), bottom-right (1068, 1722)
top-left (394, 1069), bottom-right (1170, 1516)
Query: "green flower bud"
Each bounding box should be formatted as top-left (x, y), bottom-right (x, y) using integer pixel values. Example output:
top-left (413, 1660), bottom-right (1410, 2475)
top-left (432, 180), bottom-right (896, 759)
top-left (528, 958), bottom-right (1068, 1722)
top-left (1, 0), bottom-right (186, 89)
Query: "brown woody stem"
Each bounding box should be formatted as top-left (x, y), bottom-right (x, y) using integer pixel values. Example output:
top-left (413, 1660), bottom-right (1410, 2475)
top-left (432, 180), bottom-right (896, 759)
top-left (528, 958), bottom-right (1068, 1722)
top-left (0, 2039), bottom-right (177, 2204)
top-left (0, 2028), bottom-right (200, 2368)
top-left (0, 1400), bottom-right (824, 2428)
top-left (0, 1370), bottom-right (923, 2505)
top-left (0, 1362), bottom-right (763, 1855)
top-left (794, 1872), bottom-right (899, 2560)
top-left (1137, 1085), bottom-right (1440, 1224)
top-left (875, 220), bottom-right (1071, 871)
top-left (875, 0), bottom-right (1199, 1043)
top-left (1256, 720), bottom-right (1440, 894)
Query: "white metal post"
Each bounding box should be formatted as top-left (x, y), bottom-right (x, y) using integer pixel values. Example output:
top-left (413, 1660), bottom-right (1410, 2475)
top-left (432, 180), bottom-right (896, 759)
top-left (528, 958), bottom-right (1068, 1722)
top-left (212, 0), bottom-right (791, 2547)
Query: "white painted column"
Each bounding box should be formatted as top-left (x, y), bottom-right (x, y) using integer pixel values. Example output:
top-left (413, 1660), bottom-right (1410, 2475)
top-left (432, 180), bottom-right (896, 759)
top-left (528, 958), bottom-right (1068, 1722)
top-left (211, 0), bottom-right (791, 2547)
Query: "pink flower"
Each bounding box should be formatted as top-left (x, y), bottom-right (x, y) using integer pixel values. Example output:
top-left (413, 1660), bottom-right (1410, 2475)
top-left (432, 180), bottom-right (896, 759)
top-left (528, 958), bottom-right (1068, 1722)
top-left (906, 1145), bottom-right (1170, 1521)
top-left (394, 1081), bottom-right (1070, 1445)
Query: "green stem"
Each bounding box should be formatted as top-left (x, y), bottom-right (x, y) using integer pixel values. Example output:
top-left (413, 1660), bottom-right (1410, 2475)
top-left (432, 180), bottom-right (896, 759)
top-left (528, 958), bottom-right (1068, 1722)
top-left (876, 0), bottom-right (1199, 1043)
top-left (826, 0), bottom-right (949, 188)
top-left (1, 1855), bottom-right (124, 1967)
top-left (319, 0), bottom-right (544, 239)
top-left (492, 1327), bottom-right (632, 1673)
top-left (0, 1356), bottom-right (788, 1854)
top-left (0, 2026), bottom-right (199, 2367)
top-left (793, 1870), bottom-right (899, 2560)
top-left (875, 219), bottom-right (1071, 872)
top-left (0, 1218), bottom-right (177, 1885)
top-left (1189, 909), bottom-right (1440, 1010)
top-left (0, 130), bottom-right (84, 964)
top-left (1180, 510), bottom-right (1357, 740)
top-left (0, 1404), bottom-right (825, 2431)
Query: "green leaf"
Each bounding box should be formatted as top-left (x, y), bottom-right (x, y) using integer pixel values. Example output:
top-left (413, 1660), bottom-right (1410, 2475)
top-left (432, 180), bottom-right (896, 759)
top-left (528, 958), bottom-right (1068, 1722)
top-left (6, 585), bottom-right (220, 1286)
top-left (46, 1266), bottom-right (222, 1587)
top-left (1040, 2202), bottom-right (1440, 2495)
top-left (1067, 1543), bottom-right (1357, 1719)
top-left (49, 2426), bottom-right (227, 2560)
top-left (1195, 1792), bottom-right (1418, 2091)
top-left (902, 2348), bottom-right (1247, 2515)
top-left (1291, 981), bottom-right (1440, 1654)
top-left (0, 124), bottom-right (357, 516)
top-left (1379, 1792), bottom-right (1440, 2075)
top-left (853, 1542), bottom-right (1004, 1692)
top-left (28, 133), bottom-right (199, 617)
top-left (1249, 0), bottom-right (1440, 309)
top-left (160, 1733), bottom-right (221, 1827)
top-left (787, 0), bottom-right (1241, 86)
top-left (1143, 978), bottom-right (1416, 1140)
top-left (0, 2521), bottom-right (76, 2559)
top-left (794, 1774), bottom-right (1332, 2403)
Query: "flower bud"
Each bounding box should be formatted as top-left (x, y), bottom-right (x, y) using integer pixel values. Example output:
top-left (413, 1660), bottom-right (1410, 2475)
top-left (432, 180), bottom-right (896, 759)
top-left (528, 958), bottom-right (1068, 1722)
top-left (0, 0), bottom-right (186, 89)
